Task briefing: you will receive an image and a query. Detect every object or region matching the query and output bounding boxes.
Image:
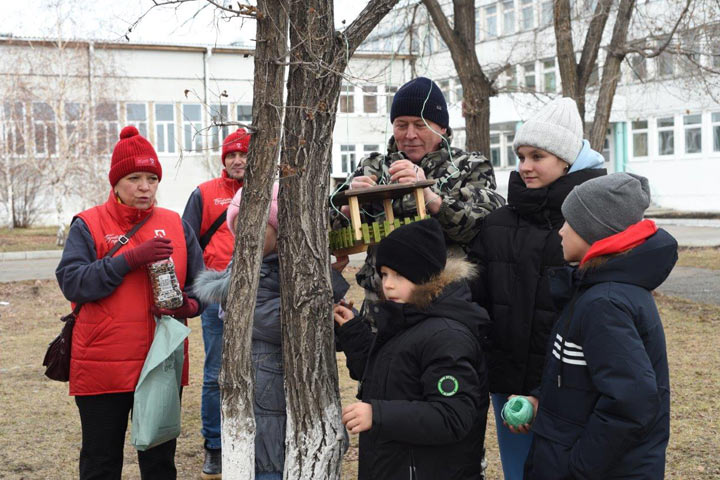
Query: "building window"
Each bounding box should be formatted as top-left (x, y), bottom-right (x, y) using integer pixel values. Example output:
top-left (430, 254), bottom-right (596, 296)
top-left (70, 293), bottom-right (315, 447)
top-left (657, 51), bottom-right (674, 77)
top-left (386, 86), bottom-right (397, 113)
top-left (523, 62), bottom-right (536, 91)
top-left (210, 104), bottom-right (230, 152)
top-left (126, 103), bottom-right (147, 138)
top-left (182, 104), bottom-right (203, 152)
top-left (363, 86), bottom-right (378, 113)
top-left (588, 63), bottom-right (599, 87)
top-left (521, 0), bottom-right (534, 30)
top-left (490, 134), bottom-right (501, 167)
top-left (340, 85), bottom-right (355, 113)
top-left (237, 104), bottom-right (252, 123)
top-left (602, 130), bottom-right (611, 163)
top-left (683, 114), bottom-right (702, 154)
top-left (631, 120), bottom-right (648, 158)
top-left (505, 65), bottom-right (518, 89)
top-left (629, 55), bottom-right (647, 81)
top-left (155, 103), bottom-right (175, 154)
top-left (1, 102), bottom-right (25, 155)
top-left (475, 8), bottom-right (482, 39)
top-left (455, 81), bottom-right (464, 102)
top-left (541, 0), bottom-right (553, 26)
top-left (95, 102), bottom-right (118, 155)
top-left (364, 144), bottom-right (380, 157)
top-left (680, 31), bottom-right (700, 73)
top-left (503, 1), bottom-right (515, 35)
top-left (657, 117), bottom-right (674, 156)
top-left (506, 133), bottom-right (517, 167)
top-left (485, 5), bottom-right (497, 38)
top-left (712, 112), bottom-right (720, 152)
top-left (341, 144), bottom-right (356, 173)
top-left (543, 58), bottom-right (556, 93)
top-left (438, 80), bottom-right (451, 102)
top-left (65, 102), bottom-right (84, 154)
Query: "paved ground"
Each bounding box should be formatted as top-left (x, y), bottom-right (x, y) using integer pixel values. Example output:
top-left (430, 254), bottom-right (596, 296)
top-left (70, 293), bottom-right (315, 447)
top-left (1, 219), bottom-right (718, 304)
top-left (656, 266), bottom-right (720, 306)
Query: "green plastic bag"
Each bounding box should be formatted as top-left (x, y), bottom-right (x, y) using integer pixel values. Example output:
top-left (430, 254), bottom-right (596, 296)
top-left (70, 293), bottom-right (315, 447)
top-left (131, 315), bottom-right (191, 451)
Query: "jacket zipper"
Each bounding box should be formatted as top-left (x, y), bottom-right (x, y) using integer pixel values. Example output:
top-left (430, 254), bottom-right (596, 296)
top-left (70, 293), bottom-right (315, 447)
top-left (409, 449), bottom-right (417, 480)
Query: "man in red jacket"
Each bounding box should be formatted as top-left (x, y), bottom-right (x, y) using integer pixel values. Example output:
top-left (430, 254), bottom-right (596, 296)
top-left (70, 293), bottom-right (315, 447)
top-left (181, 128), bottom-right (249, 479)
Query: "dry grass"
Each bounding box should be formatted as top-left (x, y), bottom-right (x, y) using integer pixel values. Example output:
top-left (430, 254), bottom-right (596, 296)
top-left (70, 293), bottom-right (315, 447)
top-left (1, 274), bottom-right (718, 479)
top-left (0, 227), bottom-right (62, 252)
top-left (676, 247), bottom-right (720, 270)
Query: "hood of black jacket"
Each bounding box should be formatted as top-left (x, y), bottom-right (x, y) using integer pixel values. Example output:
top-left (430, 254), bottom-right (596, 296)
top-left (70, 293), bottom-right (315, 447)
top-left (507, 168), bottom-right (606, 227)
top-left (550, 229), bottom-right (678, 302)
top-left (373, 258), bottom-right (490, 346)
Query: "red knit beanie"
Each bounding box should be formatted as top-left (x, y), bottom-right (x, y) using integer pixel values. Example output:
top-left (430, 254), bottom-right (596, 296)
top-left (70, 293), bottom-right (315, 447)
top-left (222, 128), bottom-right (250, 165)
top-left (109, 126), bottom-right (162, 186)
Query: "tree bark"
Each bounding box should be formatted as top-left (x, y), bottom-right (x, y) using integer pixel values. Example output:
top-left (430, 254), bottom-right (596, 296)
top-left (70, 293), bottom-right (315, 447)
top-left (589, 0), bottom-right (636, 151)
top-left (422, 0), bottom-right (494, 156)
top-left (554, 0), bottom-right (613, 126)
top-left (277, 1), bottom-right (398, 478)
top-left (220, 1), bottom-right (288, 477)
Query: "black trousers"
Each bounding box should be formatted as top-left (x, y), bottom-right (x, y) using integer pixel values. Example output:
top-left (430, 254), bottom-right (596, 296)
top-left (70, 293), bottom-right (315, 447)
top-left (75, 392), bottom-right (177, 480)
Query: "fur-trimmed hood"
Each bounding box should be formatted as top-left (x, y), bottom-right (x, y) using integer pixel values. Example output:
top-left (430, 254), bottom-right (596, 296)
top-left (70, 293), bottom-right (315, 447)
top-left (406, 257), bottom-right (477, 310)
top-left (374, 258), bottom-right (490, 345)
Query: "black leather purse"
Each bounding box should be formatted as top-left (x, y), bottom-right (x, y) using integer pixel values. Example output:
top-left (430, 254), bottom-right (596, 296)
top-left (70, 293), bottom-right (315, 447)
top-left (43, 213), bottom-right (153, 381)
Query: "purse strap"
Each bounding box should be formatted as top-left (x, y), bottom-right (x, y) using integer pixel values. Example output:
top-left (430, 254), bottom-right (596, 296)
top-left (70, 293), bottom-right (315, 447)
top-left (69, 211), bottom-right (155, 317)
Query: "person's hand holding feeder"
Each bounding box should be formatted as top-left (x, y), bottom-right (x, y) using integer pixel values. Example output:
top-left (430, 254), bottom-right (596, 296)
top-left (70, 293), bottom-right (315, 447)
top-left (503, 395), bottom-right (538, 434)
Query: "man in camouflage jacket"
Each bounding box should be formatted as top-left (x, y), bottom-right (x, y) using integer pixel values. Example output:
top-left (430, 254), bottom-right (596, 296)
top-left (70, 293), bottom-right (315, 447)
top-left (332, 77), bottom-right (505, 301)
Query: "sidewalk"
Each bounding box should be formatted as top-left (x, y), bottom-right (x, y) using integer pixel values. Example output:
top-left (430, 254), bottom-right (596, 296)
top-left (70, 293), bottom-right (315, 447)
top-left (0, 249), bottom-right (62, 261)
top-left (1, 220), bottom-right (717, 283)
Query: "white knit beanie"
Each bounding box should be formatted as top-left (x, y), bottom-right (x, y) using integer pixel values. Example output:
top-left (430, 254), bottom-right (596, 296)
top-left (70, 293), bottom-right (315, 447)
top-left (513, 97), bottom-right (584, 165)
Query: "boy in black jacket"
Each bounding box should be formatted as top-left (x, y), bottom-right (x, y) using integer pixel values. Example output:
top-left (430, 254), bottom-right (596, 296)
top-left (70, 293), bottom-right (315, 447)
top-left (333, 218), bottom-right (490, 480)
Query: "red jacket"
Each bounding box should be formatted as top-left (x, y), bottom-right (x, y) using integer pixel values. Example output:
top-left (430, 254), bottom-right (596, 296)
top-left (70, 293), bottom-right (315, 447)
top-left (70, 194), bottom-right (189, 396)
top-left (198, 171), bottom-right (241, 270)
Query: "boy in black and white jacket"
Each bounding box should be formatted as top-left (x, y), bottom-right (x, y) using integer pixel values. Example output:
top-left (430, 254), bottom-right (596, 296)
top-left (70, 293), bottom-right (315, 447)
top-left (522, 173), bottom-right (676, 479)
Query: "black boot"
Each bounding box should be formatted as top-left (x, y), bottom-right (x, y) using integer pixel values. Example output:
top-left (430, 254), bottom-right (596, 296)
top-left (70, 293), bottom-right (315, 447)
top-left (201, 446), bottom-right (222, 480)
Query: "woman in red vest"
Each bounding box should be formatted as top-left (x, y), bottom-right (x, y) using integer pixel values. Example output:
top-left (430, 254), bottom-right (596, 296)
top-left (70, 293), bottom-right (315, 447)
top-left (56, 126), bottom-right (205, 480)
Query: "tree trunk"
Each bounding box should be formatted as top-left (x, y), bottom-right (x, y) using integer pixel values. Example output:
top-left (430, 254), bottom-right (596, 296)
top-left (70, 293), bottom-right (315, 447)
top-left (554, 0), bottom-right (579, 102)
top-left (422, 0), bottom-right (494, 156)
top-left (220, 1), bottom-right (288, 477)
top-left (277, 1), bottom-right (398, 478)
top-left (554, 0), bottom-right (614, 129)
top-left (589, 0), bottom-right (636, 151)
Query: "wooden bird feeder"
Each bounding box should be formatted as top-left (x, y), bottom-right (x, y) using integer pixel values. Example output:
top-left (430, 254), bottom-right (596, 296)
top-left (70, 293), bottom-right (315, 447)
top-left (329, 180), bottom-right (436, 256)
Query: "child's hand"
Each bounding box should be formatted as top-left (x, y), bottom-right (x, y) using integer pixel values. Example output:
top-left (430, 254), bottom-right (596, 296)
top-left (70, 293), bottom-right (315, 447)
top-left (505, 395), bottom-right (539, 434)
top-left (342, 402), bottom-right (372, 434)
top-left (333, 303), bottom-right (355, 326)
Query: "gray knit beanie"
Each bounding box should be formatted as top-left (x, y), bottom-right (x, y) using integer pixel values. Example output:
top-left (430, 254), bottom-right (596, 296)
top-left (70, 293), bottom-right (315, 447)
top-left (561, 173), bottom-right (651, 245)
top-left (513, 97), bottom-right (584, 165)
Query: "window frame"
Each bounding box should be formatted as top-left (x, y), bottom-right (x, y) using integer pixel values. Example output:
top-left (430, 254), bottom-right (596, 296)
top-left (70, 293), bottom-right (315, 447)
top-left (683, 113), bottom-right (702, 155)
top-left (656, 116), bottom-right (675, 157)
top-left (94, 102), bottom-right (118, 156)
top-left (630, 119), bottom-right (649, 159)
top-left (126, 102), bottom-right (148, 138)
top-left (340, 144), bottom-right (357, 174)
top-left (154, 103), bottom-right (176, 154)
top-left (182, 103), bottom-right (203, 153)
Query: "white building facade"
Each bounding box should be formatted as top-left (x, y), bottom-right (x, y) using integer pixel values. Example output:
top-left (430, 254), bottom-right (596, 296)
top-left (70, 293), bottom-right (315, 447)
top-left (2, 0), bottom-right (719, 228)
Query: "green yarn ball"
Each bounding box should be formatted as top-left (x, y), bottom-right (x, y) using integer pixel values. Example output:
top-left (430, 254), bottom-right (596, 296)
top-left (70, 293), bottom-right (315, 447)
top-left (501, 396), bottom-right (534, 427)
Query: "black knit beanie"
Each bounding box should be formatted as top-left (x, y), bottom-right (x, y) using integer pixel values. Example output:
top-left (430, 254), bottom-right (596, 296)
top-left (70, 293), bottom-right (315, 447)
top-left (390, 77), bottom-right (449, 129)
top-left (376, 218), bottom-right (447, 285)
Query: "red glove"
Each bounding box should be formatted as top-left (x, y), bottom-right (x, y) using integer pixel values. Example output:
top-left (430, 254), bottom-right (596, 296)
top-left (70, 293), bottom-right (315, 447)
top-left (124, 237), bottom-right (173, 270)
top-left (151, 292), bottom-right (199, 319)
